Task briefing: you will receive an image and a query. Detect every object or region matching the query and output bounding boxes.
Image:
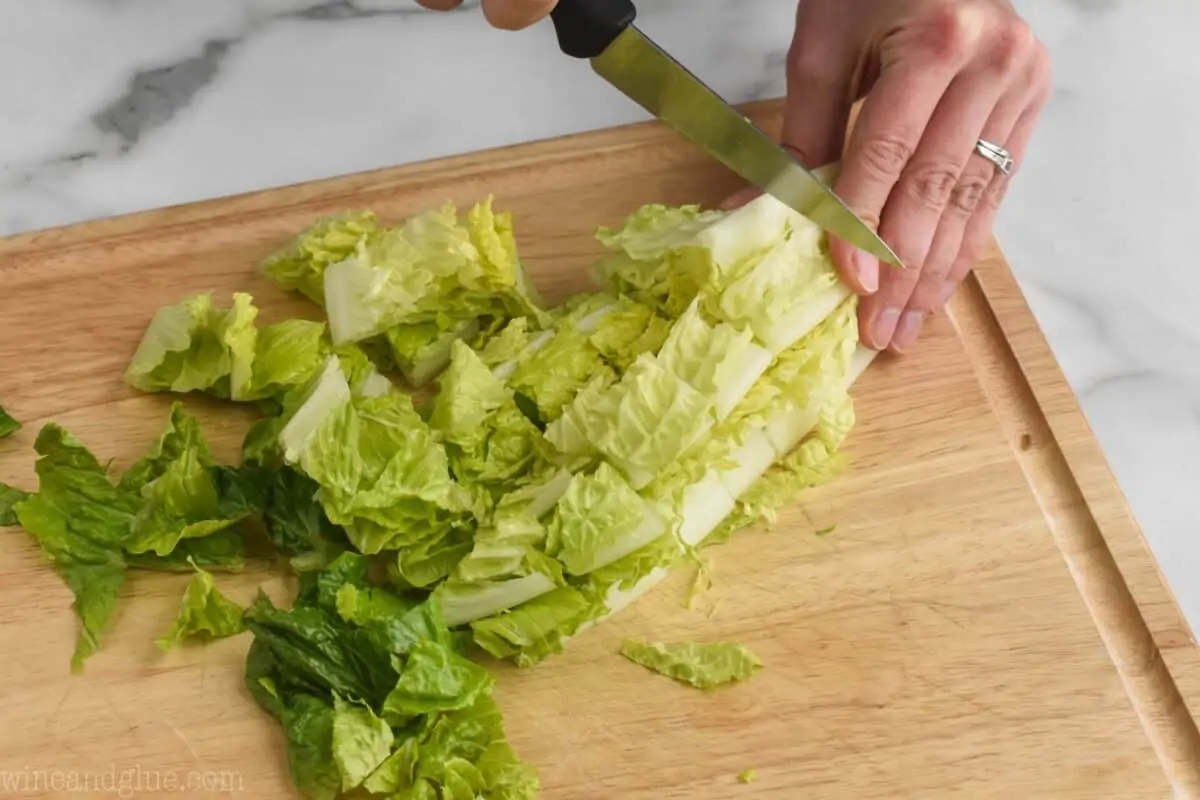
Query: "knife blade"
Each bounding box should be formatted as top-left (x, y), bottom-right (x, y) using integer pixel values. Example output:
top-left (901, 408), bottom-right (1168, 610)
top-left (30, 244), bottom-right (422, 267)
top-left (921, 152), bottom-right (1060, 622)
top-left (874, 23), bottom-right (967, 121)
top-left (550, 0), bottom-right (902, 268)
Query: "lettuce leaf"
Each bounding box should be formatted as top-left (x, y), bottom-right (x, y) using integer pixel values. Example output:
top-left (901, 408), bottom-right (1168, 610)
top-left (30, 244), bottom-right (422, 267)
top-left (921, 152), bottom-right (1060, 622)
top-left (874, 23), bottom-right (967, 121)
top-left (0, 482), bottom-right (29, 526)
top-left (244, 592), bottom-right (401, 710)
top-left (156, 562), bottom-right (246, 650)
top-left (593, 194), bottom-right (852, 353)
top-left (546, 463), bottom-right (666, 575)
top-left (332, 695), bottom-right (394, 792)
top-left (507, 323), bottom-right (615, 423)
top-left (382, 639), bottom-right (495, 719)
top-left (124, 292), bottom-right (258, 400)
top-left (245, 319), bottom-right (330, 402)
top-left (280, 693), bottom-right (342, 800)
top-left (430, 341), bottom-right (553, 497)
top-left (322, 198), bottom-right (546, 348)
top-left (279, 357), bottom-right (472, 555)
top-left (261, 210), bottom-right (381, 306)
top-left (0, 404), bottom-right (19, 439)
top-left (547, 353), bottom-right (713, 489)
top-left (246, 556), bottom-right (536, 799)
top-left (619, 640), bottom-right (763, 689)
top-left (13, 425), bottom-right (141, 671)
top-left (656, 300), bottom-right (773, 421)
top-left (125, 529), bottom-right (246, 573)
top-left (470, 586), bottom-right (597, 667)
top-left (592, 203), bottom-right (724, 317)
top-left (120, 403), bottom-right (251, 557)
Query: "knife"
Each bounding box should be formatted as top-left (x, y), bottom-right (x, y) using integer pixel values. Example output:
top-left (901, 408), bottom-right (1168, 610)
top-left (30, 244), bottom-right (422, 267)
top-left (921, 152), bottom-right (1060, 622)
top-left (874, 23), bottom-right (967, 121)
top-left (549, 0), bottom-right (903, 268)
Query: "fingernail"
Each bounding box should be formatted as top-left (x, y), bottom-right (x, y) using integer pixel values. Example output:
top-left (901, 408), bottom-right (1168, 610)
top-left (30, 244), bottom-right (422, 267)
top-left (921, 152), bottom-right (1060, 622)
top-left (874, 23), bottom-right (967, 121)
top-left (890, 310), bottom-right (925, 353)
top-left (854, 250), bottom-right (879, 293)
top-left (870, 307), bottom-right (901, 348)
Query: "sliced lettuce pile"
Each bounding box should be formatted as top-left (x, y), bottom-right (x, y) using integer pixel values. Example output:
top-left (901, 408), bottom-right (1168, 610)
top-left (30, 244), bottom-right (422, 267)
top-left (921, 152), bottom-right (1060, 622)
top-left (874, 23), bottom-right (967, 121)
top-left (245, 552), bottom-right (537, 800)
top-left (262, 197), bottom-right (550, 387)
top-left (2, 191), bottom-right (873, 799)
top-left (446, 194), bottom-right (870, 663)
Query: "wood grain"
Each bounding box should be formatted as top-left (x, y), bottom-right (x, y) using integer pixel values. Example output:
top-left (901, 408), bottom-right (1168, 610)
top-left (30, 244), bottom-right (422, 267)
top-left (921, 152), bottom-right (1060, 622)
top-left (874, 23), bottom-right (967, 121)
top-left (0, 99), bottom-right (1196, 799)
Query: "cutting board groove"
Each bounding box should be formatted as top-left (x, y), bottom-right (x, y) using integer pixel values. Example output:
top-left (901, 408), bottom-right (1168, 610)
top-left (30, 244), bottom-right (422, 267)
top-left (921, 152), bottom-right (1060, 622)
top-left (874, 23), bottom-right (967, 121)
top-left (0, 99), bottom-right (1197, 799)
top-left (952, 269), bottom-right (1200, 791)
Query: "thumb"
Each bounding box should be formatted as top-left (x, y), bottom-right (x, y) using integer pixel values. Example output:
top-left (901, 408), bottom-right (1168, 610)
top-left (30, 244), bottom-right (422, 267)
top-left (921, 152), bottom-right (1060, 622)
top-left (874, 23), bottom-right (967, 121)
top-left (482, 0), bottom-right (558, 30)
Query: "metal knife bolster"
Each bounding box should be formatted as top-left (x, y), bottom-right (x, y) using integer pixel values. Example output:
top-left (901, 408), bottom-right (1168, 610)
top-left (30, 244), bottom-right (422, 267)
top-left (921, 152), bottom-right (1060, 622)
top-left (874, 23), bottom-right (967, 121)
top-left (548, 0), bottom-right (901, 268)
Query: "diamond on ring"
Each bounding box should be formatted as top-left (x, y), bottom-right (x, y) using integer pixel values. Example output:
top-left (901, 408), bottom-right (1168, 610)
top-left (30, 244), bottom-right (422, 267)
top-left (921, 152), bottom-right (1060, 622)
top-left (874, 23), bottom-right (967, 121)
top-left (975, 139), bottom-right (1015, 176)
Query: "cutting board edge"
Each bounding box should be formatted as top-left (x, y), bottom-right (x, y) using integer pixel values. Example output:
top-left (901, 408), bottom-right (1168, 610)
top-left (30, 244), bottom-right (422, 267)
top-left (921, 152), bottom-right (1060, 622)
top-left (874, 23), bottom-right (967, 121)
top-left (952, 256), bottom-right (1200, 788)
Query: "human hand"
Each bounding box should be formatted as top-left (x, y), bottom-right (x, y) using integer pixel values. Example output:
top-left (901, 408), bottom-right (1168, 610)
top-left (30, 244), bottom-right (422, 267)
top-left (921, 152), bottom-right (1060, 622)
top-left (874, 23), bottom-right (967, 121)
top-left (415, 0), bottom-right (556, 30)
top-left (758, 0), bottom-right (1051, 353)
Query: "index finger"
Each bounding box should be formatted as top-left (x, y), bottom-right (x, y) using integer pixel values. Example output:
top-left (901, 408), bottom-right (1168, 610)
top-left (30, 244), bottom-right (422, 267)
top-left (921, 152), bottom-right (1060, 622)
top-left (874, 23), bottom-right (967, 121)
top-left (482, 0), bottom-right (558, 30)
top-left (829, 6), bottom-right (983, 286)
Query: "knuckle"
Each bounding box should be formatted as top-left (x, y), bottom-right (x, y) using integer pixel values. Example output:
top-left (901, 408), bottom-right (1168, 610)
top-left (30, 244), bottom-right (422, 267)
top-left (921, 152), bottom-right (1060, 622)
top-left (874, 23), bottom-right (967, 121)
top-left (907, 281), bottom-right (945, 312)
top-left (956, 237), bottom-right (987, 269)
top-left (900, 161), bottom-right (961, 212)
top-left (920, 2), bottom-right (979, 62)
top-left (1029, 44), bottom-right (1054, 96)
top-left (949, 172), bottom-right (991, 214)
top-left (857, 135), bottom-right (916, 182)
top-left (986, 17), bottom-right (1036, 74)
top-left (982, 177), bottom-right (1010, 211)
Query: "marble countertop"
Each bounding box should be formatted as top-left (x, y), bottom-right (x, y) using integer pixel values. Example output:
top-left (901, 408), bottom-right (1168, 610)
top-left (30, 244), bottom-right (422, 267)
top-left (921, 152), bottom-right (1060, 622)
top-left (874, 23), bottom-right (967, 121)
top-left (2, 0), bottom-right (1196, 631)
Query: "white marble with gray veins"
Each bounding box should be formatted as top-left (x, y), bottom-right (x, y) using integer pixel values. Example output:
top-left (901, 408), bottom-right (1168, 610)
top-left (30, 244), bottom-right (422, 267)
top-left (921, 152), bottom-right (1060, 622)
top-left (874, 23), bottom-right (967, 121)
top-left (1, 0), bottom-right (1197, 630)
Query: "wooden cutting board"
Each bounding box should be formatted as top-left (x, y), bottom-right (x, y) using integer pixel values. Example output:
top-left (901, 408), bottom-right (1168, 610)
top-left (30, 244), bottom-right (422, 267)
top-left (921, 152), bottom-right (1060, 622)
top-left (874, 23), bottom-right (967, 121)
top-left (0, 99), bottom-right (1197, 800)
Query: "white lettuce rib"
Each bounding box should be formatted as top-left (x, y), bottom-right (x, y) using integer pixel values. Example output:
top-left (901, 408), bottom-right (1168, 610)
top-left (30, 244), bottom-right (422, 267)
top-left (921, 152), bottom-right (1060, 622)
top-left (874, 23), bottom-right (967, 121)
top-left (589, 345), bottom-right (879, 625)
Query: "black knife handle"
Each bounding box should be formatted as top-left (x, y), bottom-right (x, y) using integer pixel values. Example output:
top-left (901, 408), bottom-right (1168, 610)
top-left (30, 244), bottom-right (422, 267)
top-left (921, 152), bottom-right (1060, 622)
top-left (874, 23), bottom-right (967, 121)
top-left (551, 0), bottom-right (637, 59)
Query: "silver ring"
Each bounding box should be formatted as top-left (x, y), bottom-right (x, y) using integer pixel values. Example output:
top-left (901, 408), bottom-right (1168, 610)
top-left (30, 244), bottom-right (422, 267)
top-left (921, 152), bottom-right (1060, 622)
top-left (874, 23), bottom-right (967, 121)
top-left (974, 138), bottom-right (1015, 176)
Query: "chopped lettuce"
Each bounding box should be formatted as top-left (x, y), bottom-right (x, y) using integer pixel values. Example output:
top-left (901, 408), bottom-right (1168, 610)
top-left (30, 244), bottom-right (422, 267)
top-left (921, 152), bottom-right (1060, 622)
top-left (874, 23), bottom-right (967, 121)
top-left (0, 482), bottom-right (29, 526)
top-left (321, 198), bottom-right (546, 350)
top-left (125, 292), bottom-right (258, 399)
top-left (592, 203), bottom-right (724, 317)
top-left (279, 357), bottom-right (473, 555)
top-left (254, 465), bottom-right (349, 572)
top-left (501, 295), bottom-right (668, 423)
top-left (507, 323), bottom-right (615, 423)
top-left (656, 300), bottom-right (773, 421)
top-left (546, 353), bottom-right (713, 489)
top-left (0, 404), bottom-right (20, 439)
top-left (13, 425), bottom-right (141, 671)
top-left (246, 319), bottom-right (330, 401)
top-left (381, 639), bottom-right (495, 719)
top-left (126, 529), bottom-right (246, 573)
top-left (121, 403), bottom-right (251, 557)
top-left (331, 695), bottom-right (394, 792)
top-left (593, 193), bottom-right (850, 354)
top-left (546, 463), bottom-right (666, 575)
top-left (156, 562), bottom-right (246, 650)
top-left (738, 769), bottom-right (758, 784)
top-left (429, 341), bottom-right (552, 497)
top-left (261, 210), bottom-right (381, 306)
top-left (245, 554), bottom-right (537, 799)
top-left (470, 586), bottom-right (597, 667)
top-left (619, 640), bottom-right (763, 689)
top-left (711, 394), bottom-right (853, 544)
top-left (386, 317), bottom-right (481, 388)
